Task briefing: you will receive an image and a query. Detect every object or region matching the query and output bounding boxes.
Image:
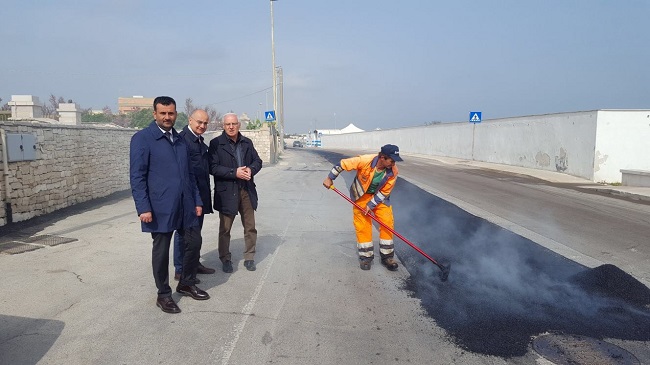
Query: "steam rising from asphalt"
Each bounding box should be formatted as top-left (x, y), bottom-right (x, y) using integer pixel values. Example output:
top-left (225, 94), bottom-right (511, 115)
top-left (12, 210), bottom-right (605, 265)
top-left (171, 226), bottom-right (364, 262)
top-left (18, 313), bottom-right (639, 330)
top-left (391, 179), bottom-right (650, 357)
top-left (315, 150), bottom-right (649, 357)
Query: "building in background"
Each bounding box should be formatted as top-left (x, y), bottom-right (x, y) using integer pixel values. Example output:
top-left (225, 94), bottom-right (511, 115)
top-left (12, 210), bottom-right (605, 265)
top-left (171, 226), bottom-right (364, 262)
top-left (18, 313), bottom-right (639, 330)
top-left (117, 96), bottom-right (154, 114)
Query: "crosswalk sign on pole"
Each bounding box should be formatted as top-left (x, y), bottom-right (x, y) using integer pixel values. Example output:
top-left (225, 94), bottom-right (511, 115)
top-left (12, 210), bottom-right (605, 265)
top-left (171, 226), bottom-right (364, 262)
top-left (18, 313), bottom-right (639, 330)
top-left (469, 112), bottom-right (482, 123)
top-left (265, 110), bottom-right (276, 122)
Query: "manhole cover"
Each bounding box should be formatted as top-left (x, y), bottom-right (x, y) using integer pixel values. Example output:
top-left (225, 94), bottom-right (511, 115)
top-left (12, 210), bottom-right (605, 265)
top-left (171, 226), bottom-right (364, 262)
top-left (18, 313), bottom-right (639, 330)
top-left (533, 333), bottom-right (639, 365)
top-left (23, 235), bottom-right (78, 246)
top-left (0, 242), bottom-right (42, 254)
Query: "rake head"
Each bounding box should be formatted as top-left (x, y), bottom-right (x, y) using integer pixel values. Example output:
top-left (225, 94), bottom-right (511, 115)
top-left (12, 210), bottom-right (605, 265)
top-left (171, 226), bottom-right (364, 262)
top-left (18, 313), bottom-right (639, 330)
top-left (438, 263), bottom-right (451, 282)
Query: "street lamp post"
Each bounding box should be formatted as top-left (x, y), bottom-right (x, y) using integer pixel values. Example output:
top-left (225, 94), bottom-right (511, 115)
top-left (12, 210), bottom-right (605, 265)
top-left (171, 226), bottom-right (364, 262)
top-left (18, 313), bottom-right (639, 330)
top-left (270, 0), bottom-right (283, 146)
top-left (270, 0), bottom-right (277, 123)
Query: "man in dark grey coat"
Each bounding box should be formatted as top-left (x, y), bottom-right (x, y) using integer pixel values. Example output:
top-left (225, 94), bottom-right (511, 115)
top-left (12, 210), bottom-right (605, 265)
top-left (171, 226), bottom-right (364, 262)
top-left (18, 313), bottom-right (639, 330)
top-left (172, 109), bottom-right (216, 282)
top-left (208, 113), bottom-right (263, 273)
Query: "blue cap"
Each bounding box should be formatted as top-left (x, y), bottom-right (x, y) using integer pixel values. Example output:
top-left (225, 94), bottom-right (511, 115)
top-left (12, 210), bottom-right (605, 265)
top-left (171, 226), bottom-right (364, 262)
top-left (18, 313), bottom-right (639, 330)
top-left (380, 144), bottom-right (403, 161)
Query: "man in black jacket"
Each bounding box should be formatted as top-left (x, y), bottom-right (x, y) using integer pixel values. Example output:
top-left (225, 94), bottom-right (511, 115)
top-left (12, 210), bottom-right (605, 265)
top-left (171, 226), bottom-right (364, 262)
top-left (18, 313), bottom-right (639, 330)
top-left (208, 113), bottom-right (263, 273)
top-left (173, 109), bottom-right (216, 282)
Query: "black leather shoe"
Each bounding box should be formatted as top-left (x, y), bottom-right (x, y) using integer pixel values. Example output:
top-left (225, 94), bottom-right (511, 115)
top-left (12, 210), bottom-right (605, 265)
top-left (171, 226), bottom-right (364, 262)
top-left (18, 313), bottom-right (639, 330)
top-left (244, 260), bottom-right (256, 271)
top-left (176, 284), bottom-right (210, 300)
top-left (197, 263), bottom-right (216, 274)
top-left (156, 296), bottom-right (181, 314)
top-left (222, 260), bottom-right (233, 273)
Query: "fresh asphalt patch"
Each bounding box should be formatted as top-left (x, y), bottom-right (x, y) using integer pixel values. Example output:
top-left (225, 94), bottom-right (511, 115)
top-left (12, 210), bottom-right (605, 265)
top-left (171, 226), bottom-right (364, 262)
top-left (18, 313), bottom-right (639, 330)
top-left (313, 148), bottom-right (650, 360)
top-left (394, 178), bottom-right (650, 358)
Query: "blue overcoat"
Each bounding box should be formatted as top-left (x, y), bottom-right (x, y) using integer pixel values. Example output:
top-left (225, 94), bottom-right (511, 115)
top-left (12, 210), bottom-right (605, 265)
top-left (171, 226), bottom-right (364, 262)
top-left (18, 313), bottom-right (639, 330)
top-left (130, 121), bottom-right (202, 233)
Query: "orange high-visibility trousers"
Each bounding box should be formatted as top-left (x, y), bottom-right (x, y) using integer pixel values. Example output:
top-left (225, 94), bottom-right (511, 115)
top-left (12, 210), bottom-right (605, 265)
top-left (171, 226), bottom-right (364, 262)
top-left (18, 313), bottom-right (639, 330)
top-left (353, 194), bottom-right (394, 259)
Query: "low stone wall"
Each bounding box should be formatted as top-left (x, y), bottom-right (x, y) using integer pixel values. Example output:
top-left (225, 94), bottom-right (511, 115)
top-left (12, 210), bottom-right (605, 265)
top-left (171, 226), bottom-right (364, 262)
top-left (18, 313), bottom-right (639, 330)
top-left (0, 121), bottom-right (278, 226)
top-left (0, 121), bottom-right (136, 226)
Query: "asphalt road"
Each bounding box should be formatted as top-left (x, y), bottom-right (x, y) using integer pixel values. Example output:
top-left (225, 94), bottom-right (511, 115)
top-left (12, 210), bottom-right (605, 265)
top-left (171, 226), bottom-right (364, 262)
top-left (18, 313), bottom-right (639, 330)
top-left (1, 147), bottom-right (648, 364)
top-left (311, 148), bottom-right (650, 284)
top-left (310, 147), bottom-right (650, 361)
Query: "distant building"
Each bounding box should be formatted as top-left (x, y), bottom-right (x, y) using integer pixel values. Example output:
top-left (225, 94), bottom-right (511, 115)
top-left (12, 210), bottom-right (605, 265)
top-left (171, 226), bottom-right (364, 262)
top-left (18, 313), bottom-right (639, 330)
top-left (117, 96), bottom-right (154, 114)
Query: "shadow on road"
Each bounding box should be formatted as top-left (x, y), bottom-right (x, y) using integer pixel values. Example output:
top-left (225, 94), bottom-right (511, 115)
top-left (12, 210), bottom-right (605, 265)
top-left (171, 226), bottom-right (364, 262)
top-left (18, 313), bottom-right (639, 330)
top-left (0, 314), bottom-right (65, 365)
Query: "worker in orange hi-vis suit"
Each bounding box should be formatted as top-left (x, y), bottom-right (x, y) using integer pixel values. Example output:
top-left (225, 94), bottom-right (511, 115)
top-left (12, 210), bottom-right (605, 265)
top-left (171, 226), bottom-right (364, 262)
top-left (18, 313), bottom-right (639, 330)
top-left (322, 144), bottom-right (403, 271)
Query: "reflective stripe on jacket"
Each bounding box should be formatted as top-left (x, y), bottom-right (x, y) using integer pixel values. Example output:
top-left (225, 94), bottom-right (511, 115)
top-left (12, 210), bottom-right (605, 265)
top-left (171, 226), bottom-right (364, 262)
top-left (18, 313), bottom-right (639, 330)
top-left (328, 154), bottom-right (398, 210)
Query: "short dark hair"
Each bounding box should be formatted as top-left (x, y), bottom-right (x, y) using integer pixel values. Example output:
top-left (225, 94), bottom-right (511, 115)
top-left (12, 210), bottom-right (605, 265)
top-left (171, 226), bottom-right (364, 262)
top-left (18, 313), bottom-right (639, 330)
top-left (153, 96), bottom-right (176, 111)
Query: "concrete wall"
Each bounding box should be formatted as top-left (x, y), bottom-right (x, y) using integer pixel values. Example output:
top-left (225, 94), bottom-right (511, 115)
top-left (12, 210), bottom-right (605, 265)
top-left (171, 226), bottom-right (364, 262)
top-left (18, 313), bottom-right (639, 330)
top-left (322, 110), bottom-right (650, 183)
top-left (472, 112), bottom-right (598, 180)
top-left (593, 110), bottom-right (650, 182)
top-left (0, 121), bottom-right (136, 226)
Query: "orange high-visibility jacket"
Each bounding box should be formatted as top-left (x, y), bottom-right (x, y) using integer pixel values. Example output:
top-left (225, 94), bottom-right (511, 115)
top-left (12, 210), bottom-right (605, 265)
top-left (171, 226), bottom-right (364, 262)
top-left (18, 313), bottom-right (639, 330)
top-left (328, 154), bottom-right (398, 210)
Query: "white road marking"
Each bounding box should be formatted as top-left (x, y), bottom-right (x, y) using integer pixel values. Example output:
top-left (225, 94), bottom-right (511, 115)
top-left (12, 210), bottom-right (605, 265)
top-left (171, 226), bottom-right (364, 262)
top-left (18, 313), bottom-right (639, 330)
top-left (210, 187), bottom-right (304, 365)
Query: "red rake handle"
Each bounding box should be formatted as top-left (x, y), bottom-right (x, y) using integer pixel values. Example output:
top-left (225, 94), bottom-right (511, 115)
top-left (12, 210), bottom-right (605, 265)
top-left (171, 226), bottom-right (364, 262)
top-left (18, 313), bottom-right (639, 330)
top-left (329, 185), bottom-right (442, 267)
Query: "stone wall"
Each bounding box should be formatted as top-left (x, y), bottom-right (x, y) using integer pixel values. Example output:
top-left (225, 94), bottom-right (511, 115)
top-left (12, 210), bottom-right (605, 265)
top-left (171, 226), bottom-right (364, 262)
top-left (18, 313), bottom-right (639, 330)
top-left (0, 121), bottom-right (278, 226)
top-left (203, 123), bottom-right (278, 165)
top-left (0, 121), bottom-right (136, 225)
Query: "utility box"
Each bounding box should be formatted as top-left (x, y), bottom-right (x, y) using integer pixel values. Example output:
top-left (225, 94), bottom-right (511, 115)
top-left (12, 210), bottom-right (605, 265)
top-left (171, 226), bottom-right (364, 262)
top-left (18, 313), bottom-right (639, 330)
top-left (6, 133), bottom-right (37, 162)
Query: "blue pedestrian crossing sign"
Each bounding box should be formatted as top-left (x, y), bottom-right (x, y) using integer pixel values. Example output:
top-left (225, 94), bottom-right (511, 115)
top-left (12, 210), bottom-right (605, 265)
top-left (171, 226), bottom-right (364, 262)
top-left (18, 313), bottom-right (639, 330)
top-left (469, 112), bottom-right (482, 123)
top-left (265, 110), bottom-right (276, 122)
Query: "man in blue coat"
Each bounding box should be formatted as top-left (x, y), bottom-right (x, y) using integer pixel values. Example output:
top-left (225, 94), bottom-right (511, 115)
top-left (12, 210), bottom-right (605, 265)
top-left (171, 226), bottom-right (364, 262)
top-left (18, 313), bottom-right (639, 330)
top-left (130, 96), bottom-right (210, 314)
top-left (208, 113), bottom-right (263, 273)
top-left (172, 109), bottom-right (216, 281)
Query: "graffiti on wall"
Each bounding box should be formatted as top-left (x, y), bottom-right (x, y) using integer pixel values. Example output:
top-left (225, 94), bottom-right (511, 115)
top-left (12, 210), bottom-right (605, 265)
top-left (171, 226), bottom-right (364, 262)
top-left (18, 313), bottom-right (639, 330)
top-left (555, 147), bottom-right (568, 172)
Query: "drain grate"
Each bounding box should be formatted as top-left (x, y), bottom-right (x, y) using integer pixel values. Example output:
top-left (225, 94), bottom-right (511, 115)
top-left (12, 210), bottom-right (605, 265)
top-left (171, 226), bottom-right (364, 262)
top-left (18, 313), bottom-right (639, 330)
top-left (533, 333), bottom-right (639, 365)
top-left (0, 241), bottom-right (42, 254)
top-left (0, 234), bottom-right (78, 254)
top-left (22, 235), bottom-right (78, 246)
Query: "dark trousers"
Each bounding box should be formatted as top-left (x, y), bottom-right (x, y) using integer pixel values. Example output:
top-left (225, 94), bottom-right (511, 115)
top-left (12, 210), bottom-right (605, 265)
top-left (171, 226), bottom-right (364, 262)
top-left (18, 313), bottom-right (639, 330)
top-left (173, 215), bottom-right (205, 273)
top-left (152, 226), bottom-right (202, 298)
top-left (218, 188), bottom-right (257, 262)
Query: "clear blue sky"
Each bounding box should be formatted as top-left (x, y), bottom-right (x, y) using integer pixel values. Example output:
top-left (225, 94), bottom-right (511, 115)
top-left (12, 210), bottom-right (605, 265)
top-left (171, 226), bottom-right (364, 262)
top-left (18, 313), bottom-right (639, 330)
top-left (2, 0), bottom-right (649, 133)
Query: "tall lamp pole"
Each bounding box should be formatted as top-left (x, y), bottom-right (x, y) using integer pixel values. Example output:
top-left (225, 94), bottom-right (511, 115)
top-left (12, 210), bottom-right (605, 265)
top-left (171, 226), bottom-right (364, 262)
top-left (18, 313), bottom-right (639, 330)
top-left (270, 0), bottom-right (279, 137)
top-left (271, 0), bottom-right (284, 149)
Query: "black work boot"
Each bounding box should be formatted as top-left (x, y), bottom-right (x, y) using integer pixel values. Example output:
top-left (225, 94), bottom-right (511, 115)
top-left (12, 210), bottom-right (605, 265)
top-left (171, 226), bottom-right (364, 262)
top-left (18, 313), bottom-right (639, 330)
top-left (359, 258), bottom-right (373, 270)
top-left (381, 257), bottom-right (398, 271)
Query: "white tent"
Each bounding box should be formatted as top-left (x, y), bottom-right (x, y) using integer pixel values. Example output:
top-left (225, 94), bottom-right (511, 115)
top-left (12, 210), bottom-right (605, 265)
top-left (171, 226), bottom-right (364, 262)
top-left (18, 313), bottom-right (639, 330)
top-left (340, 123), bottom-right (364, 133)
top-left (308, 123), bottom-right (366, 147)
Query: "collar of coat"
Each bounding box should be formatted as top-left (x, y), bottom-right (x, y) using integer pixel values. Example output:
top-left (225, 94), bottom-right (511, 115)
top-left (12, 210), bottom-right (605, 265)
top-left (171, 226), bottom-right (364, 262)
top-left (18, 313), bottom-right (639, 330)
top-left (219, 130), bottom-right (245, 145)
top-left (180, 125), bottom-right (202, 143)
top-left (370, 155), bottom-right (395, 177)
top-left (149, 121), bottom-right (179, 141)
